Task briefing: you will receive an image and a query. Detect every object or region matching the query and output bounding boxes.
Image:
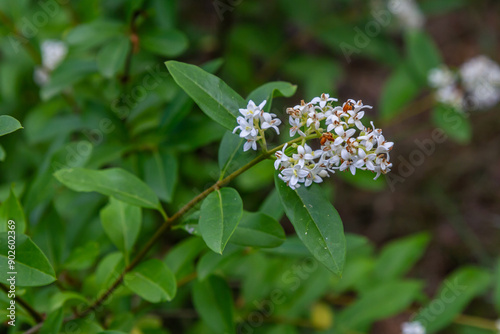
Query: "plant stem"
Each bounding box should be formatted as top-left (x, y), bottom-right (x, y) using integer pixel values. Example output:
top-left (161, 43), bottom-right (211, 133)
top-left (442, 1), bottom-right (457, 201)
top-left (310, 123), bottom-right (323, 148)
top-left (0, 283), bottom-right (44, 323)
top-left (26, 132), bottom-right (321, 332)
top-left (84, 134), bottom-right (317, 305)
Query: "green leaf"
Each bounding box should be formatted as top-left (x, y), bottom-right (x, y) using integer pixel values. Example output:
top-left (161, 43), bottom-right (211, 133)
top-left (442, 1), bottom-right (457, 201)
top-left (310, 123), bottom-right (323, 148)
top-left (495, 258), bottom-right (500, 313)
top-left (64, 319), bottom-right (103, 333)
top-left (414, 266), bottom-right (491, 333)
top-left (282, 55), bottom-right (343, 101)
top-left (124, 259), bottom-right (177, 303)
top-left (199, 187), bottom-right (243, 254)
top-left (141, 29), bottom-right (188, 57)
top-left (0, 115), bottom-right (23, 136)
top-left (380, 62), bottom-right (422, 120)
top-left (275, 174), bottom-right (345, 275)
top-left (229, 212), bottom-right (285, 248)
top-left (332, 257), bottom-right (374, 294)
top-left (406, 29), bottom-right (442, 83)
top-left (0, 144), bottom-right (4, 161)
top-left (160, 59), bottom-right (223, 132)
top-left (63, 241), bottom-right (100, 271)
top-left (49, 291), bottom-right (88, 312)
top-left (66, 20), bottom-right (125, 49)
top-left (150, 0), bottom-right (177, 29)
top-left (100, 197), bottom-right (142, 260)
top-left (236, 159), bottom-right (275, 192)
top-left (0, 186), bottom-right (26, 233)
top-left (258, 189), bottom-right (285, 221)
top-left (54, 167), bottom-right (160, 209)
top-left (338, 281), bottom-right (422, 330)
top-left (246, 81), bottom-right (297, 112)
top-left (41, 59), bottom-right (98, 100)
top-left (40, 307), bottom-right (64, 334)
top-left (95, 252), bottom-right (125, 289)
top-left (218, 131), bottom-right (257, 179)
top-left (432, 104), bottom-right (471, 144)
top-left (164, 237), bottom-right (207, 277)
top-left (143, 150), bottom-right (178, 203)
top-left (374, 232), bottom-right (430, 280)
top-left (192, 275), bottom-right (234, 333)
top-left (32, 203), bottom-right (65, 269)
top-left (262, 235), bottom-right (309, 257)
top-left (165, 61), bottom-right (246, 130)
top-left (277, 266), bottom-right (332, 318)
top-left (0, 233), bottom-right (56, 286)
top-left (97, 36), bottom-right (131, 78)
top-left (197, 245), bottom-right (243, 280)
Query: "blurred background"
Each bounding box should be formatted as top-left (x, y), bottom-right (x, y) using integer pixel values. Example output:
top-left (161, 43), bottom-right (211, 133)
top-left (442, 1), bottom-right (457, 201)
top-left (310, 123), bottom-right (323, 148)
top-left (1, 0), bottom-right (500, 333)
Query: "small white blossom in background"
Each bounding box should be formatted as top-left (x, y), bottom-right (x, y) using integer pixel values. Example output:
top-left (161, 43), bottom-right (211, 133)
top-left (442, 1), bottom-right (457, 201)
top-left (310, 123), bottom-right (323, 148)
top-left (401, 321), bottom-right (426, 334)
top-left (459, 55), bottom-right (500, 110)
top-left (34, 39), bottom-right (68, 86)
top-left (428, 66), bottom-right (456, 89)
top-left (388, 0), bottom-right (425, 30)
top-left (233, 100), bottom-right (281, 152)
top-left (495, 319), bottom-right (500, 333)
top-left (428, 55), bottom-right (500, 112)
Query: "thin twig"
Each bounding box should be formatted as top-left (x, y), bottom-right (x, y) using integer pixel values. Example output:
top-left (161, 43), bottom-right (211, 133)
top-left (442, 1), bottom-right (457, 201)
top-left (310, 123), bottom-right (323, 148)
top-left (0, 283), bottom-right (44, 323)
top-left (26, 134), bottom-right (318, 333)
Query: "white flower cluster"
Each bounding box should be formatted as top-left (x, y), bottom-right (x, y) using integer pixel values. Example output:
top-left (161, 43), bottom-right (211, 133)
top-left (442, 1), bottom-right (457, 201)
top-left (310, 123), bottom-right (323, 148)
top-left (233, 100), bottom-right (281, 151)
top-left (275, 95), bottom-right (394, 189)
top-left (428, 55), bottom-right (500, 112)
top-left (401, 321), bottom-right (425, 334)
top-left (34, 40), bottom-right (68, 86)
top-left (388, 0), bottom-right (425, 30)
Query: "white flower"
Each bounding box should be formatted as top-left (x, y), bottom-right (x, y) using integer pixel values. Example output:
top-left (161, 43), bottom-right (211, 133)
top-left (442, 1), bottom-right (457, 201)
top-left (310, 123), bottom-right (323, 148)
top-left (347, 110), bottom-right (366, 131)
top-left (310, 93), bottom-right (338, 108)
top-left (243, 137), bottom-right (258, 151)
top-left (306, 110), bottom-right (325, 130)
top-left (375, 135), bottom-right (394, 155)
top-left (239, 100), bottom-right (267, 119)
top-left (33, 68), bottom-right (50, 86)
top-left (340, 155), bottom-right (364, 175)
top-left (388, 0), bottom-right (425, 29)
top-left (459, 55), bottom-right (500, 110)
top-left (428, 66), bottom-right (455, 88)
top-left (34, 39), bottom-right (67, 86)
top-left (435, 85), bottom-right (464, 111)
top-left (233, 116), bottom-right (258, 138)
top-left (305, 164), bottom-right (329, 186)
top-left (41, 40), bottom-right (67, 71)
top-left (333, 126), bottom-right (356, 146)
top-left (359, 149), bottom-right (377, 171)
top-left (274, 143), bottom-right (290, 170)
top-left (376, 154), bottom-right (392, 172)
top-left (369, 121), bottom-right (383, 138)
top-left (263, 96), bottom-right (394, 187)
top-left (326, 114), bottom-right (347, 133)
top-left (261, 112), bottom-right (281, 134)
top-left (401, 321), bottom-right (425, 334)
top-left (280, 164), bottom-right (309, 187)
top-left (293, 144), bottom-right (311, 168)
top-left (289, 117), bottom-right (306, 137)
